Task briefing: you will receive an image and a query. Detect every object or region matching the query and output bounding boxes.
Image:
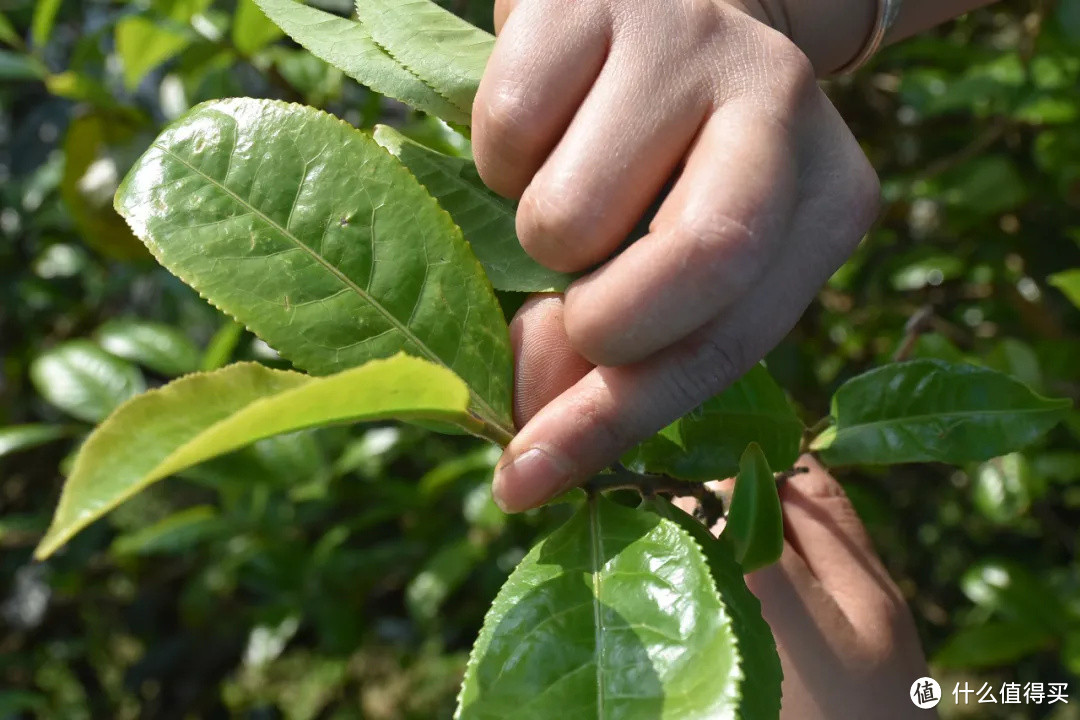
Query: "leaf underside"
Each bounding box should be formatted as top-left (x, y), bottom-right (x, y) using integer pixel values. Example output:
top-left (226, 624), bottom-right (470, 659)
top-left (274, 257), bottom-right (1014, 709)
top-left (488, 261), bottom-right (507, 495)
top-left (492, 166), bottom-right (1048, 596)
top-left (457, 495), bottom-right (744, 720)
top-left (374, 125), bottom-right (573, 293)
top-left (114, 98), bottom-right (514, 436)
top-left (35, 354), bottom-right (476, 560)
top-left (253, 0), bottom-right (469, 124)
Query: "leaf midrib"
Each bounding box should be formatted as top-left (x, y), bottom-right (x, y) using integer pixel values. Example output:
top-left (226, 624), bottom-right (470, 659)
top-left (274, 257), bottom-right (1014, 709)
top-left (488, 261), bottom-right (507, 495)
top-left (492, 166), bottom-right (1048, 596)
top-left (155, 143), bottom-right (509, 436)
top-left (588, 498), bottom-right (606, 719)
top-left (834, 403), bottom-right (1067, 437)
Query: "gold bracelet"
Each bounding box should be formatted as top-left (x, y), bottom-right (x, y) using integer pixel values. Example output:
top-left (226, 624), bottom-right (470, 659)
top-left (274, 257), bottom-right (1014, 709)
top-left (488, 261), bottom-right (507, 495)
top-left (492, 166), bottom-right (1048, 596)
top-left (834, 0), bottom-right (903, 74)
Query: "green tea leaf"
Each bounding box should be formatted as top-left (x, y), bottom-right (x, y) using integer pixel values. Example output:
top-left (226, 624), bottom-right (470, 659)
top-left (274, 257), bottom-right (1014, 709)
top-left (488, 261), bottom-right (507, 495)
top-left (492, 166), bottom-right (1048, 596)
top-left (31, 0), bottom-right (62, 48)
top-left (814, 360), bottom-right (1071, 465)
top-left (374, 125), bottom-right (571, 292)
top-left (232, 0), bottom-right (284, 56)
top-left (354, 0), bottom-right (493, 116)
top-left (457, 495), bottom-right (745, 719)
top-left (0, 425), bottom-right (77, 459)
top-left (31, 341), bottom-right (146, 423)
top-left (724, 443), bottom-right (783, 573)
top-left (253, 0), bottom-right (468, 124)
top-left (95, 318), bottom-right (202, 377)
top-left (933, 621), bottom-right (1054, 670)
top-left (0, 13), bottom-right (21, 49)
top-left (115, 16), bottom-right (191, 91)
top-left (624, 364), bottom-right (803, 480)
top-left (0, 50), bottom-right (44, 80)
top-left (648, 497), bottom-right (782, 720)
top-left (61, 113), bottom-right (149, 260)
top-left (1048, 268), bottom-right (1080, 309)
top-left (201, 320), bottom-right (245, 371)
top-left (115, 98), bottom-right (514, 438)
top-left (110, 505), bottom-right (221, 556)
top-left (35, 354), bottom-right (480, 559)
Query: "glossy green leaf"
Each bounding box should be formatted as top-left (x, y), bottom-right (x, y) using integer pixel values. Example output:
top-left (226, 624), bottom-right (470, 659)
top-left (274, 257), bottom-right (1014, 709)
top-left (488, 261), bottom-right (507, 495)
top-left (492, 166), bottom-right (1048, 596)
top-left (61, 113), bottom-right (149, 260)
top-left (354, 0), bottom-right (493, 116)
top-left (115, 16), bottom-right (191, 91)
top-left (625, 364), bottom-right (803, 480)
top-left (813, 360), bottom-right (1071, 465)
top-left (373, 125), bottom-right (571, 292)
top-left (724, 443), bottom-right (783, 573)
top-left (933, 621), bottom-right (1054, 669)
top-left (648, 497), bottom-right (782, 720)
top-left (1049, 268), bottom-right (1080, 309)
top-left (35, 354), bottom-right (480, 559)
top-left (457, 495), bottom-right (745, 720)
top-left (0, 425), bottom-right (77, 459)
top-left (95, 318), bottom-right (202, 377)
top-left (232, 0), bottom-right (284, 56)
top-left (31, 341), bottom-right (146, 423)
top-left (253, 0), bottom-right (468, 124)
top-left (115, 98), bottom-right (514, 439)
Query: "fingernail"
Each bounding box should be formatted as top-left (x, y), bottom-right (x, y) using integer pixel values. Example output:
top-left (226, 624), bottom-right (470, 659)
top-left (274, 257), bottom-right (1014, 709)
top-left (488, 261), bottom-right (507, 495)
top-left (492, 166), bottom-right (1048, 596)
top-left (492, 447), bottom-right (574, 513)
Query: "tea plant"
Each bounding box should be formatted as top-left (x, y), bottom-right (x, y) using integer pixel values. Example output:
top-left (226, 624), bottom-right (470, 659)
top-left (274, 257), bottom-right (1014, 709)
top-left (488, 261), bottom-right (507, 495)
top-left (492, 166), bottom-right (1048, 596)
top-left (30, 0), bottom-right (1073, 717)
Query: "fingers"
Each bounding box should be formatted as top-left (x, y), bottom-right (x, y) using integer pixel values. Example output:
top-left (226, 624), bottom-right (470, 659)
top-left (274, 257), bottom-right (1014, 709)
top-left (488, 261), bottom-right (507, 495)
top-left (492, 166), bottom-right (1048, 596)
top-left (492, 0), bottom-right (516, 34)
top-left (513, 50), bottom-right (709, 272)
top-left (509, 294), bottom-right (594, 428)
top-left (562, 104), bottom-right (798, 365)
top-left (492, 105), bottom-right (878, 512)
top-left (472, 0), bottom-right (608, 198)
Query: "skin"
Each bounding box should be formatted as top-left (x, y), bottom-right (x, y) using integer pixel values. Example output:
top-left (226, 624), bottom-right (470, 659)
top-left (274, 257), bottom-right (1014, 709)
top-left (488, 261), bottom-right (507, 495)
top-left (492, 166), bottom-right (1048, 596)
top-left (478, 0), bottom-right (995, 513)
top-left (677, 456), bottom-right (930, 719)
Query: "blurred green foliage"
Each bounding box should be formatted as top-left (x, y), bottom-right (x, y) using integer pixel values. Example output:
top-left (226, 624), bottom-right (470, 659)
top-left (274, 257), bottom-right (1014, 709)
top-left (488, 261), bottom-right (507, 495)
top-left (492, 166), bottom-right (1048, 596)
top-left (1, 0), bottom-right (1078, 717)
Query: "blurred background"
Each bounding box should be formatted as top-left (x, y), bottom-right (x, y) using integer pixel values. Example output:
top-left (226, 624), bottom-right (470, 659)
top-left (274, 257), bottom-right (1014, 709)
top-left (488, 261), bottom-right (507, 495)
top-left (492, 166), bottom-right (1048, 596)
top-left (1, 0), bottom-right (1078, 717)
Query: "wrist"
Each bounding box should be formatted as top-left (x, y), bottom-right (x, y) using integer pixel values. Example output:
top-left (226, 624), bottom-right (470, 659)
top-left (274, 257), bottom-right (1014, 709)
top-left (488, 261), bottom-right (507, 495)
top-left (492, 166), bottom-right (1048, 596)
top-left (732, 0), bottom-right (878, 75)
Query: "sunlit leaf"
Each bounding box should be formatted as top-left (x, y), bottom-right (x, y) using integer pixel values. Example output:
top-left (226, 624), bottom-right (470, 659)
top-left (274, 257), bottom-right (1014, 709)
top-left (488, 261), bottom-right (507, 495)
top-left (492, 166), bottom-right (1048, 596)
top-left (95, 318), bottom-right (202, 377)
top-left (1048, 268), bottom-right (1080, 310)
top-left (374, 125), bottom-right (572, 292)
top-left (115, 16), bottom-right (191, 91)
top-left (458, 495), bottom-right (747, 720)
top-left (61, 113), bottom-right (149, 260)
top-left (625, 364), bottom-right (803, 480)
top-left (649, 497), bottom-right (782, 720)
top-left (115, 98), bottom-right (514, 439)
top-left (232, 0), bottom-right (284, 56)
top-left (31, 0), bottom-right (62, 48)
top-left (814, 360), bottom-right (1070, 465)
top-left (30, 341), bottom-right (146, 423)
top-left (35, 354), bottom-right (481, 559)
top-left (724, 443), bottom-right (783, 573)
top-left (354, 0), bottom-right (493, 116)
top-left (253, 0), bottom-right (468, 124)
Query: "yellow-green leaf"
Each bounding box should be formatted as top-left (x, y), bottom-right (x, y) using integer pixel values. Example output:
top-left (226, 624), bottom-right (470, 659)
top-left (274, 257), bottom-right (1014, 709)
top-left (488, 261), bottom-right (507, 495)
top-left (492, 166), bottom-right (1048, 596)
top-left (34, 355), bottom-right (479, 559)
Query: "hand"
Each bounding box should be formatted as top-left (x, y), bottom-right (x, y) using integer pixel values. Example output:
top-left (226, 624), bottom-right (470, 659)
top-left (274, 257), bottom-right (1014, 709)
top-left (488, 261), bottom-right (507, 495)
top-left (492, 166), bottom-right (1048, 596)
top-left (686, 457), bottom-right (930, 719)
top-left (475, 0), bottom-right (881, 512)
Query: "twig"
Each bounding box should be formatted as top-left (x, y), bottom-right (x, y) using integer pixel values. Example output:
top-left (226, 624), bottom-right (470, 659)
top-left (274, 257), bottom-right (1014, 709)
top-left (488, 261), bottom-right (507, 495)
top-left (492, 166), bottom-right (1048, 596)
top-left (587, 464), bottom-right (727, 522)
top-left (892, 305), bottom-right (935, 362)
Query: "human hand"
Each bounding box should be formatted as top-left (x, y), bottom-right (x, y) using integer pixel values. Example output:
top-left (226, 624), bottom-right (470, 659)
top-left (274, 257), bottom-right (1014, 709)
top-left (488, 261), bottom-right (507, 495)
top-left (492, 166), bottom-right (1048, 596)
top-left (701, 456), bottom-right (930, 719)
top-left (475, 0), bottom-right (882, 512)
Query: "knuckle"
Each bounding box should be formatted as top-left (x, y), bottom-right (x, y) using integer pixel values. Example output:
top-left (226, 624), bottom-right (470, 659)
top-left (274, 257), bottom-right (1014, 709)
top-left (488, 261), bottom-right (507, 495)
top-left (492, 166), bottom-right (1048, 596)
top-left (674, 210), bottom-right (756, 270)
top-left (516, 180), bottom-right (595, 271)
top-left (767, 35), bottom-right (818, 109)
